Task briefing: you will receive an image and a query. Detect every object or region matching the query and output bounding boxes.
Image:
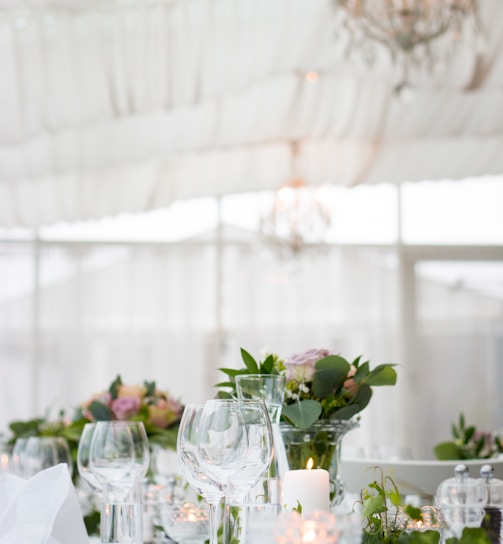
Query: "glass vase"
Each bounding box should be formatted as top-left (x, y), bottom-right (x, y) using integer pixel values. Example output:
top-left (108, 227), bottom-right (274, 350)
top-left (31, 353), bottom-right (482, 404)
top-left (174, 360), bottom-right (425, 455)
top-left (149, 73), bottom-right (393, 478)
top-left (279, 419), bottom-right (358, 508)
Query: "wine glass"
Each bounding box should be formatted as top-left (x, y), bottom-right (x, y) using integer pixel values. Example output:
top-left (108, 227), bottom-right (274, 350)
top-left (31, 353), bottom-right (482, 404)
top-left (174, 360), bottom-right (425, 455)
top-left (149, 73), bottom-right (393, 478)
top-left (226, 399), bottom-right (274, 503)
top-left (89, 421), bottom-right (150, 488)
top-left (196, 400), bottom-right (247, 490)
top-left (89, 421), bottom-right (150, 544)
top-left (177, 404), bottom-right (222, 544)
top-left (23, 436), bottom-right (73, 477)
top-left (235, 374), bottom-right (287, 479)
top-left (77, 422), bottom-right (102, 491)
top-left (11, 437), bottom-right (29, 476)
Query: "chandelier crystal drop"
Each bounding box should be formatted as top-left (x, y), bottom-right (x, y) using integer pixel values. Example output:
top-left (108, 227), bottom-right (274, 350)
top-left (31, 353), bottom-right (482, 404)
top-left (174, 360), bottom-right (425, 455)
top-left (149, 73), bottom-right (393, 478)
top-left (335, 0), bottom-right (485, 93)
top-left (259, 143), bottom-right (332, 259)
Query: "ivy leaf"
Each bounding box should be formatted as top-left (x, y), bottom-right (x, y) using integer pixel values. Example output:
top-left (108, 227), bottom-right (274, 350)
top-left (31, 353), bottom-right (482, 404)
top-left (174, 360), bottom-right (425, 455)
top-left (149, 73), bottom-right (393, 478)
top-left (312, 356), bottom-right (350, 398)
top-left (362, 494), bottom-right (386, 518)
top-left (408, 531), bottom-right (441, 543)
top-left (457, 527), bottom-right (492, 543)
top-left (281, 400), bottom-right (322, 429)
top-left (240, 348), bottom-right (259, 374)
top-left (404, 505), bottom-right (422, 521)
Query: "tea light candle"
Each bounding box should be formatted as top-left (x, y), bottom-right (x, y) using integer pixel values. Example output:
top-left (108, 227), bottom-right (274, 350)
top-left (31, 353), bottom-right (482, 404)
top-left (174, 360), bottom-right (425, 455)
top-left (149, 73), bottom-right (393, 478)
top-left (0, 453), bottom-right (9, 473)
top-left (163, 501), bottom-right (209, 543)
top-left (282, 458), bottom-right (330, 515)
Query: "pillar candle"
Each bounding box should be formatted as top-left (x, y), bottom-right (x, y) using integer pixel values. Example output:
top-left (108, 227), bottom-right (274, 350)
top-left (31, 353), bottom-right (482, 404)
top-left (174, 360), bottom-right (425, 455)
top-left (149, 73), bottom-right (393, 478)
top-left (282, 467), bottom-right (330, 515)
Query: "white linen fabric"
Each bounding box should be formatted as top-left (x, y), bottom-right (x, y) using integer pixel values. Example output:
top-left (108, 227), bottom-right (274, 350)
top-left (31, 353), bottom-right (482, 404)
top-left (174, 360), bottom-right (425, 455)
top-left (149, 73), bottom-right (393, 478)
top-left (0, 0), bottom-right (502, 226)
top-left (1, 239), bottom-right (501, 459)
top-left (0, 464), bottom-right (88, 544)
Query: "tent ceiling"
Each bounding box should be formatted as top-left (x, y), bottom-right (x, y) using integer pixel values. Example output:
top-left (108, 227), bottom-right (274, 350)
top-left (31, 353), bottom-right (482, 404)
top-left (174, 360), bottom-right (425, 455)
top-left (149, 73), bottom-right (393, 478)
top-left (0, 0), bottom-right (502, 227)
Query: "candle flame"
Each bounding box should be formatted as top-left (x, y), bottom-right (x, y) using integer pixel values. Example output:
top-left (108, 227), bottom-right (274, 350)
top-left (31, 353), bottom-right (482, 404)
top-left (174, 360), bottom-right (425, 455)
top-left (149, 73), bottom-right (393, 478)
top-left (306, 458), bottom-right (314, 470)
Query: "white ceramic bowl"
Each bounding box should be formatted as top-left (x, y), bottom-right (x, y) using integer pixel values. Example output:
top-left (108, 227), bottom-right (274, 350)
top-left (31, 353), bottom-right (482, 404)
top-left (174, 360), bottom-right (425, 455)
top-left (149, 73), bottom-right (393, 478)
top-left (341, 457), bottom-right (503, 499)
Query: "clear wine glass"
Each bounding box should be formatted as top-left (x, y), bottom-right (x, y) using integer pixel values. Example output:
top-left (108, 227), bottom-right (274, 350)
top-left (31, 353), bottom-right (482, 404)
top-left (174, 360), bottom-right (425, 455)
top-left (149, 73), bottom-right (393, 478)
top-left (89, 421), bottom-right (150, 544)
top-left (235, 374), bottom-right (287, 479)
top-left (177, 404), bottom-right (223, 544)
top-left (23, 436), bottom-right (73, 477)
top-left (11, 437), bottom-right (29, 476)
top-left (226, 399), bottom-right (274, 503)
top-left (77, 422), bottom-right (102, 491)
top-left (196, 399), bottom-right (247, 489)
top-left (89, 421), bottom-right (150, 489)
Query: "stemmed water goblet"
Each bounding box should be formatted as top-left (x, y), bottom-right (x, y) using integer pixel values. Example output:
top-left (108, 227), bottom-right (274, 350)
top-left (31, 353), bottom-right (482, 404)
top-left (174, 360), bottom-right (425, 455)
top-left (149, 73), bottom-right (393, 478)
top-left (177, 404), bottom-right (223, 544)
top-left (197, 399), bottom-right (273, 544)
top-left (77, 422), bottom-right (102, 492)
top-left (22, 436), bottom-right (73, 477)
top-left (89, 421), bottom-right (150, 544)
top-left (235, 374), bottom-right (286, 480)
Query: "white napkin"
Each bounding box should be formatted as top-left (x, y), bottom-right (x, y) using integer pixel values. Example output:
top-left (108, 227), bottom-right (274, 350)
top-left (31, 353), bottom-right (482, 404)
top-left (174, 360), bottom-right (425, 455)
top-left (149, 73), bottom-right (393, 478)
top-left (0, 463), bottom-right (89, 544)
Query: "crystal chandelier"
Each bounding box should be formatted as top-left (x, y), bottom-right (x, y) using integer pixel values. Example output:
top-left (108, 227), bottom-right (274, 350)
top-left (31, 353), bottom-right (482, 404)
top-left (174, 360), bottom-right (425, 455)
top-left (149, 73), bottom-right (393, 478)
top-left (259, 143), bottom-right (332, 258)
top-left (335, 0), bottom-right (484, 92)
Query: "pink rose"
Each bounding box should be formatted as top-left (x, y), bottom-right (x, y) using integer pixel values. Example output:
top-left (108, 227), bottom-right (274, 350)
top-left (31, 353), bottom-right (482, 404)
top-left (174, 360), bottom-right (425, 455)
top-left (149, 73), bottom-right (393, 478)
top-left (111, 396), bottom-right (141, 420)
top-left (284, 348), bottom-right (332, 382)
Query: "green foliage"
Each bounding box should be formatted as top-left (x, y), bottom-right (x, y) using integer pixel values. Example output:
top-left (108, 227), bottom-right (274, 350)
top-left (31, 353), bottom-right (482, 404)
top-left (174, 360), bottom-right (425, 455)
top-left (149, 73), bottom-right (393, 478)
top-left (216, 348), bottom-right (397, 429)
top-left (281, 400), bottom-right (322, 429)
top-left (446, 527), bottom-right (492, 544)
top-left (433, 413), bottom-right (501, 460)
top-left (358, 468), bottom-right (439, 544)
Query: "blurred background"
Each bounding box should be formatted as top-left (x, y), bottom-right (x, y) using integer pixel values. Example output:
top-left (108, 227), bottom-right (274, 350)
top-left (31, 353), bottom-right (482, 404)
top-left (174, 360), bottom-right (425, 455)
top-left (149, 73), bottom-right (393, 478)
top-left (0, 0), bottom-right (502, 459)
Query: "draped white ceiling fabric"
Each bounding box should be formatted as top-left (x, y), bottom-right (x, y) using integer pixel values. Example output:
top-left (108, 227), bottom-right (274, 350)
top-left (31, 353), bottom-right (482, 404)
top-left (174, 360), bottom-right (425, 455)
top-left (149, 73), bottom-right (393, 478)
top-left (0, 0), bottom-right (503, 227)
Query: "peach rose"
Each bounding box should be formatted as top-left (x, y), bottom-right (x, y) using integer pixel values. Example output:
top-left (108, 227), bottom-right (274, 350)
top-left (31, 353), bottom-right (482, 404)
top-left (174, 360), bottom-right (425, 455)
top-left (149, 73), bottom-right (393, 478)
top-left (117, 384), bottom-right (145, 400)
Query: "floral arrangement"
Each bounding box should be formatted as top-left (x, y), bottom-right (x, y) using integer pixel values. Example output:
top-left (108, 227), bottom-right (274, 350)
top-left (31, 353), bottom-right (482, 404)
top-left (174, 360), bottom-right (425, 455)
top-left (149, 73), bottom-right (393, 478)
top-left (217, 347), bottom-right (397, 429)
top-left (76, 375), bottom-right (184, 450)
top-left (6, 375), bottom-right (184, 536)
top-left (433, 413), bottom-right (503, 461)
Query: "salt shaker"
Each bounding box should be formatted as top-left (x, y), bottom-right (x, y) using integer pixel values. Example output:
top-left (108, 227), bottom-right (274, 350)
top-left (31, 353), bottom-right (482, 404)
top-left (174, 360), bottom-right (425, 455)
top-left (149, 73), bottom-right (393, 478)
top-left (435, 463), bottom-right (488, 539)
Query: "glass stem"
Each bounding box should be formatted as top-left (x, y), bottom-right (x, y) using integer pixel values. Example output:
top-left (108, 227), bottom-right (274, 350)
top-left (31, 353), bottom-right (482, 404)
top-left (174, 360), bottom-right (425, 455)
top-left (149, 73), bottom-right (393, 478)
top-left (207, 497), bottom-right (221, 544)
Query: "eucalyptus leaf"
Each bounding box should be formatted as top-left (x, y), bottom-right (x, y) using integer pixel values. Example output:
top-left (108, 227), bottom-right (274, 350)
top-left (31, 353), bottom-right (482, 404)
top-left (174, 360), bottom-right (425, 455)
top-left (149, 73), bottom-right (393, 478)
top-left (281, 400), bottom-right (322, 429)
top-left (354, 383), bottom-right (372, 410)
top-left (354, 362), bottom-right (369, 383)
top-left (312, 356), bottom-right (350, 398)
top-left (363, 365), bottom-right (397, 386)
top-left (329, 404), bottom-right (361, 420)
top-left (88, 400), bottom-right (113, 421)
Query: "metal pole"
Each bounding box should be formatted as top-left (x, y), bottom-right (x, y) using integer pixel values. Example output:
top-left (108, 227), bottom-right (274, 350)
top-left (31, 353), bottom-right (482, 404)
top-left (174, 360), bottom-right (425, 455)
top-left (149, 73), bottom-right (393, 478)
top-left (30, 232), bottom-right (41, 417)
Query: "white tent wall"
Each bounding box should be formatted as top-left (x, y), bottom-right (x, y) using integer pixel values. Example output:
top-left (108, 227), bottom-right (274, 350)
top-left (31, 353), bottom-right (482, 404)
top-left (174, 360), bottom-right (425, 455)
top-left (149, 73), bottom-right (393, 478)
top-left (1, 0), bottom-right (503, 226)
top-left (1, 237), bottom-right (502, 459)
